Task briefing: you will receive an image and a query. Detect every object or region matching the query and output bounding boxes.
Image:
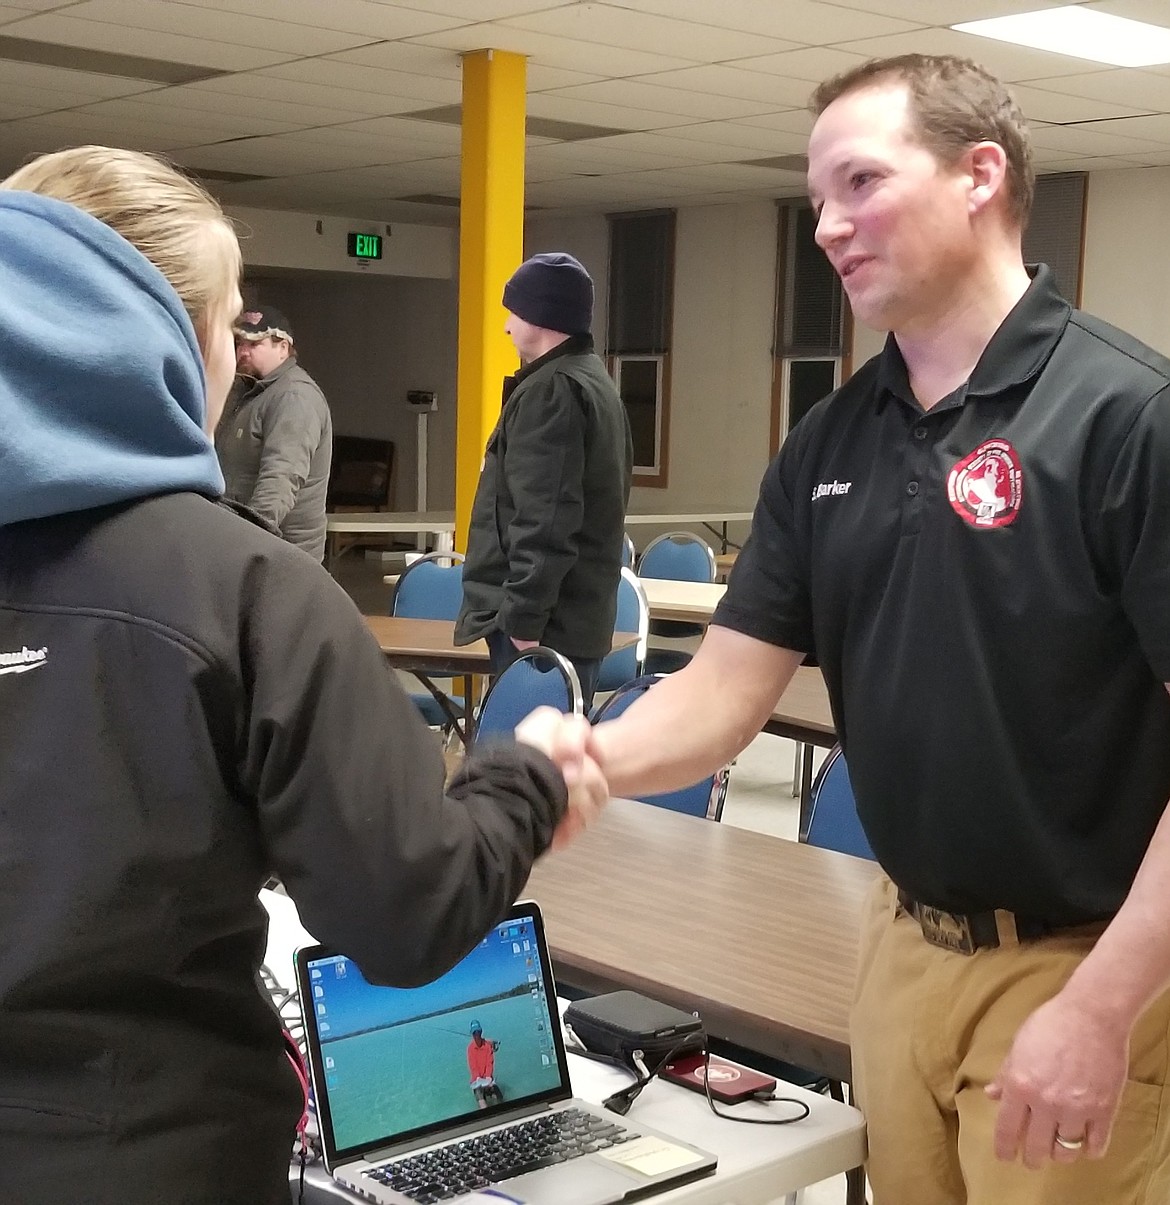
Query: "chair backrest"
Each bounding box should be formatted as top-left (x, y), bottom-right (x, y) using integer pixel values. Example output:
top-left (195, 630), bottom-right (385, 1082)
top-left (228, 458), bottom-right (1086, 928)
top-left (390, 551), bottom-right (466, 620)
top-left (596, 568), bottom-right (649, 694)
top-left (637, 531), bottom-right (716, 584)
top-left (474, 648), bottom-right (584, 744)
top-left (803, 745), bottom-right (876, 860)
top-left (621, 532), bottom-right (636, 568)
top-left (591, 675), bottom-right (728, 820)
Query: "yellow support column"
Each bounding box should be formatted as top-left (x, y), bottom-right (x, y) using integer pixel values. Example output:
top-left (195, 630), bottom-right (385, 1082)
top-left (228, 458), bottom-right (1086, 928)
top-left (455, 48), bottom-right (527, 551)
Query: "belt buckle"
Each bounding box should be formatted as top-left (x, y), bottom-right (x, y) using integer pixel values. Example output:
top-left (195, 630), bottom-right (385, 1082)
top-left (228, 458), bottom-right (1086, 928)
top-left (917, 904), bottom-right (978, 955)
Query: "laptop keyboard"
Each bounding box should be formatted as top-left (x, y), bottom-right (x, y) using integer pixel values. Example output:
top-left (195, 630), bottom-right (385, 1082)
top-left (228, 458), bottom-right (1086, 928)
top-left (363, 1107), bottom-right (635, 1203)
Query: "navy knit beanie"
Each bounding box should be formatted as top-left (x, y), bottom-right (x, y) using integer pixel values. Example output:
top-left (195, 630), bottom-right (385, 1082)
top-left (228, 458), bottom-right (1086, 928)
top-left (502, 252), bottom-right (593, 335)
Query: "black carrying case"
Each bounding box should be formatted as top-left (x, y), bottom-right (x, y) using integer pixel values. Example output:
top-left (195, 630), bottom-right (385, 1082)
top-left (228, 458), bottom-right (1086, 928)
top-left (564, 990), bottom-right (705, 1073)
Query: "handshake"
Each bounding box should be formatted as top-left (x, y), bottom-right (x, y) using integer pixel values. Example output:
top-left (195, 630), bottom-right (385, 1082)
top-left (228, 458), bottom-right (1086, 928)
top-left (515, 707), bottom-right (611, 853)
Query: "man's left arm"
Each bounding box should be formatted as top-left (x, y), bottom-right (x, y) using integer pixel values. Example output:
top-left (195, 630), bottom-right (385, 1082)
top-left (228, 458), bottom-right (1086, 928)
top-left (496, 378), bottom-right (586, 644)
top-left (249, 388), bottom-right (326, 529)
top-left (990, 743), bottom-right (1170, 1167)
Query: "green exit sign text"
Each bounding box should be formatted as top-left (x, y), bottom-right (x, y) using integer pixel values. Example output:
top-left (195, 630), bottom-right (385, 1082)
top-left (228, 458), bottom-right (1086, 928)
top-left (347, 232), bottom-right (383, 260)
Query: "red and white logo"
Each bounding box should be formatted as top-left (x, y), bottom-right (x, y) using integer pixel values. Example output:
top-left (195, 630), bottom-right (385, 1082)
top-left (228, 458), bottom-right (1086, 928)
top-left (242, 311), bottom-right (264, 326)
top-left (947, 439), bottom-right (1023, 529)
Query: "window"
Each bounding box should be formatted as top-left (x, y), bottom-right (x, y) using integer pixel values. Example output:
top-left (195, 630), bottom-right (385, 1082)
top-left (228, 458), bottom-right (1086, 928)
top-left (1023, 172), bottom-right (1086, 303)
top-left (771, 203), bottom-right (849, 451)
top-left (607, 210), bottom-right (675, 486)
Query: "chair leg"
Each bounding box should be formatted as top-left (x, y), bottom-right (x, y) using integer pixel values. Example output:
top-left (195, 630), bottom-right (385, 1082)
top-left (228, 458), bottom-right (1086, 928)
top-left (781, 1193), bottom-right (800, 1205)
top-left (791, 741), bottom-right (802, 798)
top-left (845, 1165), bottom-right (868, 1205)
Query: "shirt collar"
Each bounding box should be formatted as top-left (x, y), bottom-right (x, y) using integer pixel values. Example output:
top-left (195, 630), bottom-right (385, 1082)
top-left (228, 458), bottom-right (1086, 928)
top-left (874, 264), bottom-right (1071, 414)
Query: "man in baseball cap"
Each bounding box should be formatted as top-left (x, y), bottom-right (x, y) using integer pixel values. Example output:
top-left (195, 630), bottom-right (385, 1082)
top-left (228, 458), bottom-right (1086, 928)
top-left (215, 303), bottom-right (333, 560)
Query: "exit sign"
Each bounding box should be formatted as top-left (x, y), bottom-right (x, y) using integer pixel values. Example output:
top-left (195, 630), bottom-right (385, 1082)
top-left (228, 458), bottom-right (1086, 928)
top-left (347, 232), bottom-right (383, 260)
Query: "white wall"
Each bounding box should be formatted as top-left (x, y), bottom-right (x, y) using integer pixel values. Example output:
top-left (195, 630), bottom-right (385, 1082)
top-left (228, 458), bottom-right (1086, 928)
top-left (226, 204), bottom-right (456, 280)
top-left (524, 212), bottom-right (610, 349)
top-left (1081, 167), bottom-right (1170, 357)
top-left (526, 202), bottom-right (777, 547)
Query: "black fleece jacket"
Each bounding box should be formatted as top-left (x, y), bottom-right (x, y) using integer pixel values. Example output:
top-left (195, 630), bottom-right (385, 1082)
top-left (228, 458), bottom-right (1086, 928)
top-left (0, 493), bottom-right (566, 1204)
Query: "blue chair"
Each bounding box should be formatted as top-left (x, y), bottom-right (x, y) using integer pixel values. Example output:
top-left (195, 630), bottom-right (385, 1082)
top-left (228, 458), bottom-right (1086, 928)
top-left (591, 675), bottom-right (728, 820)
top-left (637, 531), bottom-right (716, 675)
top-left (474, 648), bottom-right (583, 745)
top-left (596, 568), bottom-right (649, 696)
top-left (803, 745), bottom-right (875, 861)
top-left (390, 552), bottom-right (466, 727)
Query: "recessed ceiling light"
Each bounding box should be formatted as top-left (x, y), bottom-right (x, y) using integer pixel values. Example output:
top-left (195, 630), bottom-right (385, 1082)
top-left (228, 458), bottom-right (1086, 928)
top-left (954, 5), bottom-right (1170, 67)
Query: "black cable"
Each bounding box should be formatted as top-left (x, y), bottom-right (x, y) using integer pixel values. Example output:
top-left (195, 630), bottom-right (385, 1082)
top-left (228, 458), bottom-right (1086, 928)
top-left (698, 1048), bottom-right (811, 1126)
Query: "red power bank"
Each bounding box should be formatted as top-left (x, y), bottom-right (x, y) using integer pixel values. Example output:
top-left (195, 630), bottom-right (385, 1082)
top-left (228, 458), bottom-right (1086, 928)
top-left (660, 1052), bottom-right (777, 1104)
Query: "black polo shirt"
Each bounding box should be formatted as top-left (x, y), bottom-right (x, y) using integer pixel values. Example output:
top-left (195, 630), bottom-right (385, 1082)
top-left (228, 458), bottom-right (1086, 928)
top-left (716, 266), bottom-right (1170, 923)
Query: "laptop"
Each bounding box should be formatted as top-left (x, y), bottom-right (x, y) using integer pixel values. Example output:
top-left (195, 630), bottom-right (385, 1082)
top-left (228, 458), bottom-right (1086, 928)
top-left (294, 901), bottom-right (716, 1205)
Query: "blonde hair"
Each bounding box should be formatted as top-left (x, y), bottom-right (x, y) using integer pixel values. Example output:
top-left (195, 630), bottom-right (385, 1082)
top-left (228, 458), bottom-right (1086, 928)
top-left (2, 145), bottom-right (242, 344)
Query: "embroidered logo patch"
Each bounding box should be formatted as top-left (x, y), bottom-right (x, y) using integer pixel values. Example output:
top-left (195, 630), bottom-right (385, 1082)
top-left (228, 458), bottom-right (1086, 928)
top-left (242, 311), bottom-right (264, 325)
top-left (947, 439), bottom-right (1023, 528)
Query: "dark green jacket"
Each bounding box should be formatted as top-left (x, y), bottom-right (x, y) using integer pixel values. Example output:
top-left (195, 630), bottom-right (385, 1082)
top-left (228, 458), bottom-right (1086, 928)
top-left (456, 336), bottom-right (633, 660)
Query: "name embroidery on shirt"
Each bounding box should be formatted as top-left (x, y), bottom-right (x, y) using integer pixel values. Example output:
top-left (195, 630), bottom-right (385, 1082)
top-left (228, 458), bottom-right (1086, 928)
top-left (947, 439), bottom-right (1023, 529)
top-left (811, 480), bottom-right (852, 501)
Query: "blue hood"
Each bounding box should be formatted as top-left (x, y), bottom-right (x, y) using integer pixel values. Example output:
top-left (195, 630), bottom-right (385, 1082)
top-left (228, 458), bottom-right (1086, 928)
top-left (0, 190), bottom-right (224, 527)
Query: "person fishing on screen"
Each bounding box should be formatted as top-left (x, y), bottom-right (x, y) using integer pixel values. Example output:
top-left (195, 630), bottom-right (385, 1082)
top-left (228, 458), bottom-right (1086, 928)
top-left (467, 1020), bottom-right (503, 1108)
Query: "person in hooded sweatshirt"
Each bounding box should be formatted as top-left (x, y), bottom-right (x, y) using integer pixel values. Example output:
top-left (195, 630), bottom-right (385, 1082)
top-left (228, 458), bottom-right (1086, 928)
top-left (0, 146), bottom-right (608, 1205)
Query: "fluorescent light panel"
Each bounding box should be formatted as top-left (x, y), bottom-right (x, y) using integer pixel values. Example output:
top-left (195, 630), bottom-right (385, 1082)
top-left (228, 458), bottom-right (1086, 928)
top-left (954, 6), bottom-right (1170, 67)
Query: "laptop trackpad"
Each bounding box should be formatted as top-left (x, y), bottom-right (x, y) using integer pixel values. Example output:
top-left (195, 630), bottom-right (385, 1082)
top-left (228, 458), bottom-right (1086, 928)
top-left (500, 1160), bottom-right (631, 1204)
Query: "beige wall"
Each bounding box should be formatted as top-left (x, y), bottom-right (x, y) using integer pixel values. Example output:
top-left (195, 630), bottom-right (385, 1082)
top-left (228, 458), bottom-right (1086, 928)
top-left (226, 204), bottom-right (456, 280)
top-left (1080, 167), bottom-right (1170, 357)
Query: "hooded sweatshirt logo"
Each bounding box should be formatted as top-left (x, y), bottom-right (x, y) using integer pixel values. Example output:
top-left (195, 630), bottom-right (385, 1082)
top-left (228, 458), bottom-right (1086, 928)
top-left (0, 645), bottom-right (48, 675)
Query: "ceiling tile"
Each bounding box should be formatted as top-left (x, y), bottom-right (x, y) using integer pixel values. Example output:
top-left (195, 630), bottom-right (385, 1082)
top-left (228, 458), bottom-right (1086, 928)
top-left (170, 0), bottom-right (468, 40)
top-left (826, 0), bottom-right (1067, 21)
top-left (191, 69), bottom-right (422, 117)
top-left (1030, 122), bottom-right (1166, 156)
top-left (13, 110), bottom-right (184, 152)
top-left (315, 39), bottom-right (463, 78)
top-left (396, 0), bottom-right (579, 18)
top-left (735, 109), bottom-right (816, 136)
top-left (178, 133), bottom-right (394, 175)
top-left (502, 4), bottom-right (801, 61)
top-left (728, 45), bottom-right (871, 84)
top-left (1010, 82), bottom-right (1149, 124)
top-left (1024, 67), bottom-right (1170, 110)
top-left (525, 92), bottom-right (699, 131)
top-left (329, 115), bottom-right (464, 152)
top-left (631, 65), bottom-right (815, 108)
top-left (2, 11), bottom-right (293, 70)
top-left (409, 24), bottom-right (695, 75)
top-left (661, 121), bottom-right (810, 155)
top-left (1084, 0), bottom-right (1170, 24)
top-left (541, 78), bottom-right (780, 121)
top-left (1059, 113), bottom-right (1170, 144)
top-left (579, 129), bottom-right (777, 163)
top-left (77, 96), bottom-right (302, 139)
top-left (837, 26), bottom-right (1116, 82)
top-left (57, 0), bottom-right (376, 55)
top-left (627, 0), bottom-right (925, 42)
top-left (526, 140), bottom-right (703, 171)
top-left (0, 60), bottom-right (163, 105)
top-left (264, 57), bottom-right (461, 106)
top-left (129, 81), bottom-right (375, 127)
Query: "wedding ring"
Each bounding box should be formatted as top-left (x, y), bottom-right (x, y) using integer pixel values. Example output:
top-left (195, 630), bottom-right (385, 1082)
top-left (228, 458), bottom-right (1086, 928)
top-left (1054, 1133), bottom-right (1086, 1151)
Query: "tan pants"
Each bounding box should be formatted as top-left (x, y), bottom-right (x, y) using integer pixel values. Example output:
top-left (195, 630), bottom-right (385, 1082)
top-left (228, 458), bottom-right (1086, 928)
top-left (851, 877), bottom-right (1170, 1205)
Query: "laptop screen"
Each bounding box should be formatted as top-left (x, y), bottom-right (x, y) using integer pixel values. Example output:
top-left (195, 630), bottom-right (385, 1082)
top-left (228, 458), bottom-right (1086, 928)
top-left (296, 903), bottom-right (571, 1165)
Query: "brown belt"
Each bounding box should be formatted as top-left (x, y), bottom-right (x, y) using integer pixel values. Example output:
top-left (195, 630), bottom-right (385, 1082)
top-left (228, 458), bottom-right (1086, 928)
top-left (896, 890), bottom-right (1109, 956)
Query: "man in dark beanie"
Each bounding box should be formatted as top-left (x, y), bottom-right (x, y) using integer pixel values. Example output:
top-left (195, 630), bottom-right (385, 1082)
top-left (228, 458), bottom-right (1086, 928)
top-left (456, 252), bottom-right (633, 707)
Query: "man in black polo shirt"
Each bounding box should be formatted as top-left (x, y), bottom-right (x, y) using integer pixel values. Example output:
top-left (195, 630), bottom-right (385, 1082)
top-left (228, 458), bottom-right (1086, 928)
top-left (552, 54), bottom-right (1170, 1205)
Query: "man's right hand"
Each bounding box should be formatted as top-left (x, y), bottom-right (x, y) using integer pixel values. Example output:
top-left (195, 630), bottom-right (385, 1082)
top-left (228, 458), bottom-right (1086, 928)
top-left (514, 708), bottom-right (609, 851)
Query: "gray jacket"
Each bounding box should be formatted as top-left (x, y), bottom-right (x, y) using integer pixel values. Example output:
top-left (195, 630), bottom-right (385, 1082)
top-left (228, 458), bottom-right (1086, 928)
top-left (215, 358), bottom-right (332, 560)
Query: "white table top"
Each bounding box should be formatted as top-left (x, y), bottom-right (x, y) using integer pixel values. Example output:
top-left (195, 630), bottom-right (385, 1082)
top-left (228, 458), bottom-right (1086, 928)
top-left (625, 512), bottom-right (753, 525)
top-left (263, 891), bottom-right (864, 1204)
top-left (326, 510), bottom-right (455, 533)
